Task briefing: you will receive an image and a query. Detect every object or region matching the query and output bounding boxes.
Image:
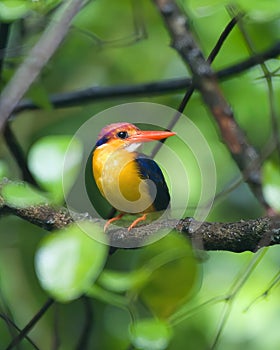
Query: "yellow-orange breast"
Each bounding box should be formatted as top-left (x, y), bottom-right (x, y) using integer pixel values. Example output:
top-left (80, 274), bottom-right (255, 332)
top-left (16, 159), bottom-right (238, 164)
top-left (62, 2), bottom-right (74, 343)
top-left (92, 145), bottom-right (154, 214)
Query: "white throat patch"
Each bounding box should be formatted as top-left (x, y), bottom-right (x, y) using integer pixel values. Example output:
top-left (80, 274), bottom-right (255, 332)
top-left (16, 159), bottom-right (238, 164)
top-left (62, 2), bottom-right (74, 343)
top-left (125, 143), bottom-right (142, 152)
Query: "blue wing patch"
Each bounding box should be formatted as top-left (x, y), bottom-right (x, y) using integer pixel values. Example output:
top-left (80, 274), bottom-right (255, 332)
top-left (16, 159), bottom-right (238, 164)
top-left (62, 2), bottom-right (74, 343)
top-left (135, 155), bottom-right (170, 211)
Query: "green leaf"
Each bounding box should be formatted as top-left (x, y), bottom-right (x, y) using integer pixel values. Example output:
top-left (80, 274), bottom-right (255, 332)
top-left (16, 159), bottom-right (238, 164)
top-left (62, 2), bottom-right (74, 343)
top-left (263, 159), bottom-right (280, 212)
top-left (129, 319), bottom-right (172, 350)
top-left (35, 221), bottom-right (108, 302)
top-left (136, 232), bottom-right (200, 318)
top-left (0, 0), bottom-right (30, 21)
top-left (97, 269), bottom-right (149, 293)
top-left (28, 135), bottom-right (83, 204)
top-left (87, 284), bottom-right (129, 308)
top-left (1, 182), bottom-right (49, 208)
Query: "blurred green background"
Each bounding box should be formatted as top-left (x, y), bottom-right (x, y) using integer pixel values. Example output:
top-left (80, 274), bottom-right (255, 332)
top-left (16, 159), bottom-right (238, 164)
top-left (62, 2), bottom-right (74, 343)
top-left (1, 0), bottom-right (280, 349)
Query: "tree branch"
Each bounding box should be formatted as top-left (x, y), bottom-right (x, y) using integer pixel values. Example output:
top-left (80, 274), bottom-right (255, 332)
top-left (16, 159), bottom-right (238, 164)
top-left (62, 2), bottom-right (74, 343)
top-left (11, 40), bottom-right (280, 115)
top-left (151, 14), bottom-right (240, 158)
top-left (152, 0), bottom-right (269, 210)
top-left (0, 201), bottom-right (75, 231)
top-left (1, 189), bottom-right (279, 253)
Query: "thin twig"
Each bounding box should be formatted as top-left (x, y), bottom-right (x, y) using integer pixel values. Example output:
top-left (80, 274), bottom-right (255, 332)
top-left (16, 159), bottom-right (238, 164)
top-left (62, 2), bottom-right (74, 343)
top-left (0, 312), bottom-right (39, 350)
top-left (233, 8), bottom-right (280, 167)
top-left (76, 297), bottom-right (94, 350)
top-left (244, 269), bottom-right (280, 312)
top-left (150, 14), bottom-right (240, 158)
top-left (0, 288), bottom-right (19, 350)
top-left (3, 124), bottom-right (38, 186)
top-left (210, 249), bottom-right (266, 349)
top-left (5, 298), bottom-right (54, 350)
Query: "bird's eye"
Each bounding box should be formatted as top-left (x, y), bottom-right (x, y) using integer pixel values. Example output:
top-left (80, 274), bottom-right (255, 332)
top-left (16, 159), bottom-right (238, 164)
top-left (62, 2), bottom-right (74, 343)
top-left (117, 131), bottom-right (129, 139)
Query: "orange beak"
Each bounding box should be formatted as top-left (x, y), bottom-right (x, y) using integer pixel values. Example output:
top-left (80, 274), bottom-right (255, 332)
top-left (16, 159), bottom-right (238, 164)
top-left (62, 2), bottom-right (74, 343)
top-left (127, 130), bottom-right (176, 143)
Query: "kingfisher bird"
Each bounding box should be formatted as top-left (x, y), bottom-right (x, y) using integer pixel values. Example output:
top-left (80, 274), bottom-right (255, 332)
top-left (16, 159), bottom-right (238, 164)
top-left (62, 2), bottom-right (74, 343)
top-left (92, 122), bottom-right (175, 231)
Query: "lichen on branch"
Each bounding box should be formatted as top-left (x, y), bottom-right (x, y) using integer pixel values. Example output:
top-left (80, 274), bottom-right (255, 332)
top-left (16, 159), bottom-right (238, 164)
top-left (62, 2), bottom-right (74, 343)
top-left (0, 185), bottom-right (279, 253)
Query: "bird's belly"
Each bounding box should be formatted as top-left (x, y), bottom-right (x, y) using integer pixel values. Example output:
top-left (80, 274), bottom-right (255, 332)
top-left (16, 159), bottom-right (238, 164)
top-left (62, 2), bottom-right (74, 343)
top-left (100, 157), bottom-right (154, 214)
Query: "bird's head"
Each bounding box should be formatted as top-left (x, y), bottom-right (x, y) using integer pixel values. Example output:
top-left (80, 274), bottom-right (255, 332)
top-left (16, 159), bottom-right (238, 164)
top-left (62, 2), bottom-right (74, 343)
top-left (95, 122), bottom-right (175, 152)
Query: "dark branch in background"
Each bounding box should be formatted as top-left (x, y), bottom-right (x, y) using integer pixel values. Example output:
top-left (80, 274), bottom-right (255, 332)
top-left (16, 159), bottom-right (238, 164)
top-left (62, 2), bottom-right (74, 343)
top-left (152, 0), bottom-right (271, 210)
top-left (11, 40), bottom-right (280, 115)
top-left (5, 298), bottom-right (54, 350)
top-left (1, 192), bottom-right (280, 253)
top-left (0, 0), bottom-right (86, 132)
top-left (14, 78), bottom-right (190, 113)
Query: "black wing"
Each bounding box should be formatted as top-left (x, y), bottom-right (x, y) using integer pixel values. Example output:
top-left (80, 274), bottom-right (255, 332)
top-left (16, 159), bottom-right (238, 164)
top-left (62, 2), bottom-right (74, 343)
top-left (135, 155), bottom-right (170, 211)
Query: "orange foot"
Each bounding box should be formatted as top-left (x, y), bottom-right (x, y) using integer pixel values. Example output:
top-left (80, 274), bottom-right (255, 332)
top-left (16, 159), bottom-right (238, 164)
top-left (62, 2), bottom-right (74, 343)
top-left (104, 213), bottom-right (124, 232)
top-left (128, 214), bottom-right (147, 231)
